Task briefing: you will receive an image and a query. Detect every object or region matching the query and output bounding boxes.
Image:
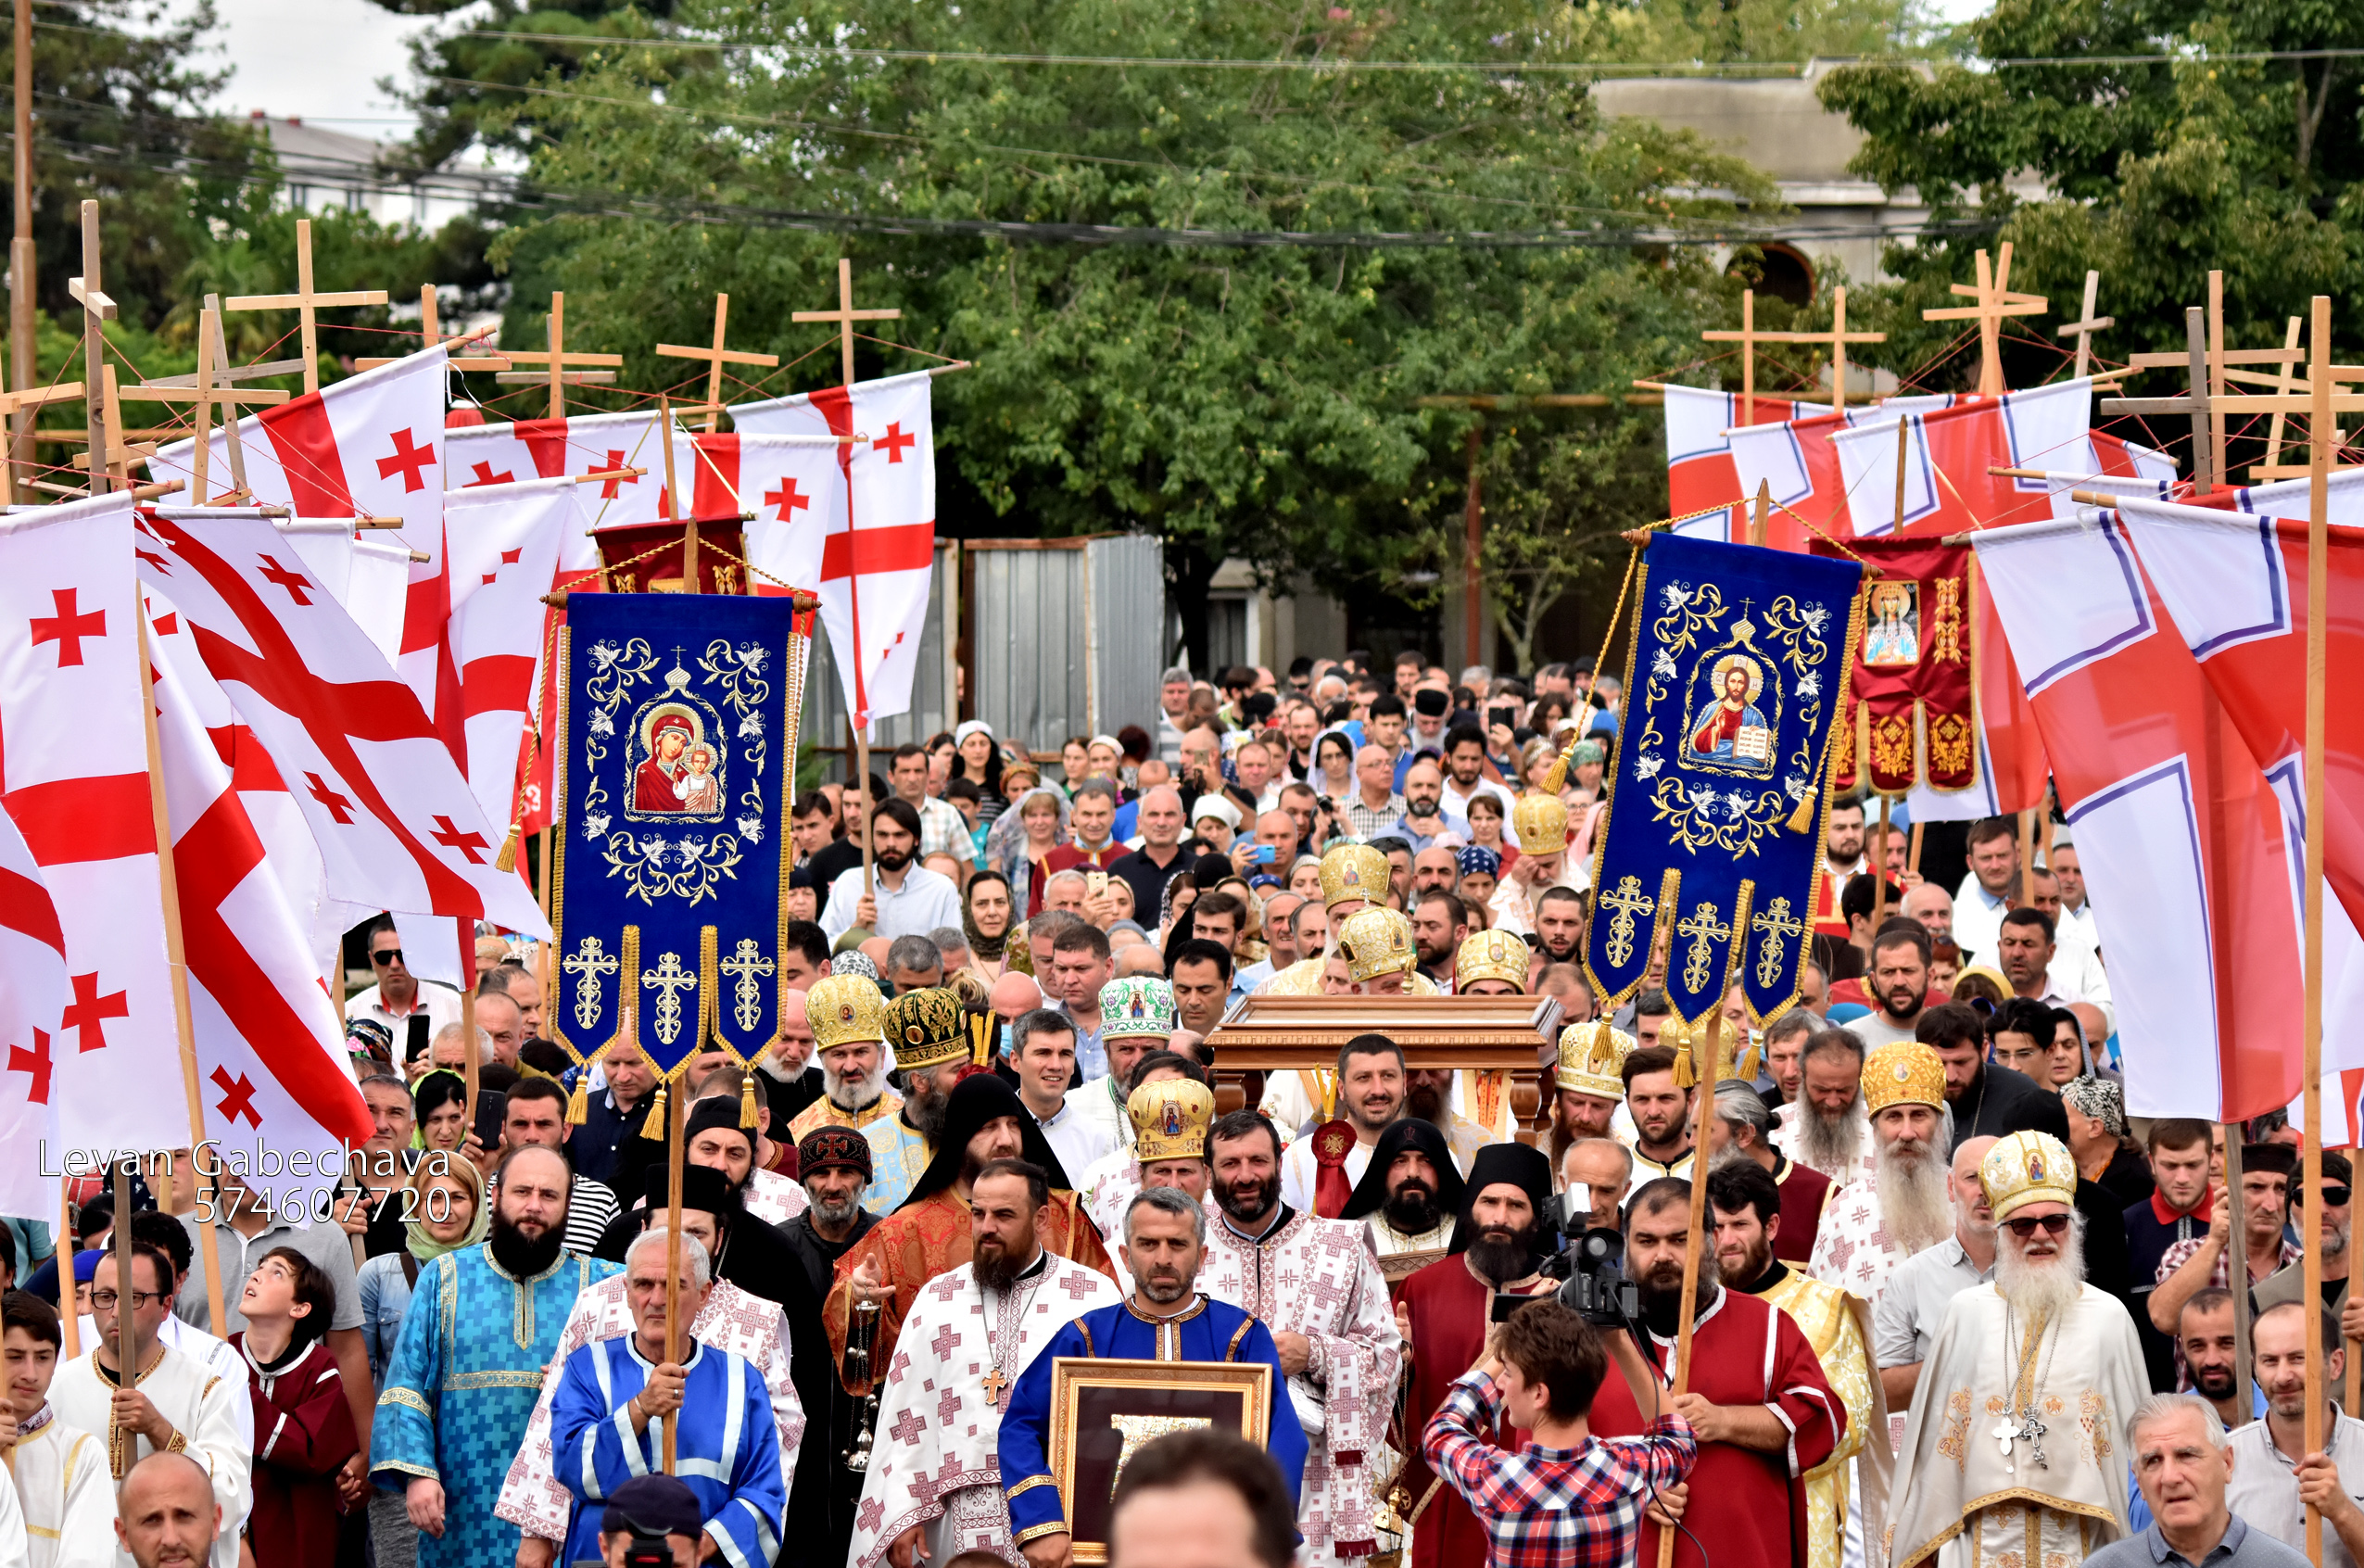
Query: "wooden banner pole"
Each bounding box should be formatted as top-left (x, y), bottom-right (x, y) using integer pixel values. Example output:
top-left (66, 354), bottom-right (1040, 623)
top-left (2227, 1133), bottom-right (2254, 1420)
top-left (2016, 811), bottom-right (2036, 905)
top-left (2301, 293), bottom-right (2333, 1565)
top-left (663, 1081), bottom-right (686, 1473)
top-left (57, 1186), bottom-right (81, 1360)
top-left (459, 915), bottom-right (480, 1129)
top-left (135, 603), bottom-right (227, 1334)
top-left (1871, 795), bottom-right (1892, 932)
top-left (111, 1159), bottom-right (136, 1394)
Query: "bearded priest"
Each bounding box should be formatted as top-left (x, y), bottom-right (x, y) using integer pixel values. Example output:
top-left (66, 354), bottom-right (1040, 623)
top-left (851, 1158), bottom-right (1121, 1568)
top-left (1808, 1040), bottom-right (1955, 1311)
top-left (1199, 1106), bottom-right (1404, 1566)
top-left (1339, 1119), bottom-right (1465, 1288)
top-left (997, 1185), bottom-right (1308, 1568)
top-left (1588, 1175), bottom-right (1846, 1568)
top-left (1886, 1131), bottom-right (2148, 1568)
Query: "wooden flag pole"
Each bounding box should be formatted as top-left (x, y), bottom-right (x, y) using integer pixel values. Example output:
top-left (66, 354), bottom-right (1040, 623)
top-left (854, 724), bottom-right (875, 902)
top-left (663, 1079), bottom-right (686, 1473)
top-left (2225, 1134), bottom-right (2255, 1418)
top-left (656, 295), bottom-right (780, 434)
top-left (1750, 480), bottom-right (1770, 548)
top-left (1920, 244), bottom-right (2046, 398)
top-left (2017, 811), bottom-right (2036, 905)
top-left (111, 1158), bottom-right (136, 1391)
top-left (134, 605), bottom-right (229, 1334)
top-left (491, 292), bottom-right (624, 415)
top-left (57, 1187), bottom-right (80, 1360)
top-left (2301, 293), bottom-right (2334, 1566)
top-left (70, 201), bottom-right (114, 494)
top-left (223, 219), bottom-right (388, 396)
top-left (459, 915), bottom-right (480, 1127)
top-left (1654, 883), bottom-right (1752, 1568)
top-left (1908, 821), bottom-right (1926, 879)
top-left (1872, 796), bottom-right (1892, 931)
top-left (2054, 271), bottom-right (2113, 382)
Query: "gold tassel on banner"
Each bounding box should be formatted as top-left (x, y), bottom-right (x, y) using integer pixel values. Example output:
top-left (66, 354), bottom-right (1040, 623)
top-left (641, 1083), bottom-right (668, 1141)
top-left (739, 1072), bottom-right (759, 1131)
top-left (969, 1010), bottom-right (994, 1068)
top-left (1537, 732), bottom-right (1582, 798)
top-left (493, 820), bottom-right (523, 874)
top-left (567, 1073), bottom-right (591, 1125)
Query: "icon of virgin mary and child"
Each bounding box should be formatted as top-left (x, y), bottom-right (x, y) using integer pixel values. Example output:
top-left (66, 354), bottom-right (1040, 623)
top-left (1688, 653), bottom-right (1776, 771)
top-left (632, 711), bottom-right (722, 814)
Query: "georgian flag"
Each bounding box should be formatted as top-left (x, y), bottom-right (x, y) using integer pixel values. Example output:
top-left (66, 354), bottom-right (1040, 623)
top-left (0, 495), bottom-right (183, 1163)
top-left (0, 808), bottom-right (70, 1221)
top-left (1972, 511), bottom-right (2364, 1119)
top-left (150, 626), bottom-right (373, 1173)
top-left (671, 429), bottom-right (847, 596)
top-left (733, 371), bottom-right (937, 726)
top-left (130, 506), bottom-right (549, 941)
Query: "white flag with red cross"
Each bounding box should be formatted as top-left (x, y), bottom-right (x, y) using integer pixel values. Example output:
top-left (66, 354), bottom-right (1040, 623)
top-left (670, 429), bottom-right (847, 596)
top-left (0, 807), bottom-right (70, 1221)
top-left (0, 495), bottom-right (183, 1164)
top-left (731, 370), bottom-right (936, 727)
top-left (131, 506), bottom-right (550, 941)
top-left (150, 623), bottom-right (373, 1175)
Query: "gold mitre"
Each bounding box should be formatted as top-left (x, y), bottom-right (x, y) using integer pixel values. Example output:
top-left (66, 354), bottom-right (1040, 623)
top-left (1454, 929), bottom-right (1529, 993)
top-left (1337, 906), bottom-right (1417, 982)
top-left (1129, 1077), bottom-right (1215, 1163)
top-left (805, 973), bottom-right (887, 1052)
top-left (1556, 1019), bottom-right (1636, 1100)
top-left (1319, 841), bottom-right (1392, 910)
top-left (1862, 1040), bottom-right (1946, 1115)
top-left (1511, 791), bottom-right (1571, 855)
top-left (884, 987), bottom-right (969, 1074)
top-left (1980, 1131), bottom-right (2078, 1220)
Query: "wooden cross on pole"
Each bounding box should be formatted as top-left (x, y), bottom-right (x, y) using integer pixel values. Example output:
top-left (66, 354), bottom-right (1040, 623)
top-left (223, 218), bottom-right (390, 396)
top-left (356, 285), bottom-right (512, 372)
top-left (68, 200), bottom-right (114, 493)
top-left (493, 293), bottom-right (625, 418)
top-left (1701, 286), bottom-right (1886, 421)
top-left (793, 259), bottom-right (899, 390)
top-left (1921, 244), bottom-right (2047, 397)
top-left (0, 360), bottom-right (85, 508)
top-left (2101, 310), bottom-right (2219, 492)
top-left (119, 307), bottom-right (291, 501)
top-left (2054, 271), bottom-right (2113, 381)
top-left (657, 295), bottom-right (780, 432)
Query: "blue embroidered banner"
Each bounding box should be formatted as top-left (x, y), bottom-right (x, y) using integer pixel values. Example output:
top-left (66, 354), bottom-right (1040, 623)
top-left (552, 592), bottom-right (804, 1081)
top-left (1584, 534), bottom-right (1864, 1027)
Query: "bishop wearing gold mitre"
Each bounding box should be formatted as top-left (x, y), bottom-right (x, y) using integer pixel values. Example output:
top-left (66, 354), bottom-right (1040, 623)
top-left (1488, 790), bottom-right (1585, 937)
top-left (1884, 1132), bottom-right (2149, 1568)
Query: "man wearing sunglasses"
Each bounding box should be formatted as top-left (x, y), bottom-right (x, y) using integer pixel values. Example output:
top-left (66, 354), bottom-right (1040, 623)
top-left (1888, 1131), bottom-right (2151, 1568)
top-left (345, 915), bottom-right (463, 1075)
top-left (2253, 1151), bottom-right (2358, 1412)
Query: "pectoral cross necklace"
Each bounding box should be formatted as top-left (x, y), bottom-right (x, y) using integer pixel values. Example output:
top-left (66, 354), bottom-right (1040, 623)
top-left (1995, 1303), bottom-right (2058, 1470)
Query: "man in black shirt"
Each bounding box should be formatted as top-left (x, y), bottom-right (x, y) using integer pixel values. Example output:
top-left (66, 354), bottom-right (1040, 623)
top-left (1108, 785), bottom-right (1189, 917)
top-left (1916, 1001), bottom-right (2070, 1143)
top-left (781, 1128), bottom-right (882, 1564)
top-left (808, 776), bottom-right (887, 892)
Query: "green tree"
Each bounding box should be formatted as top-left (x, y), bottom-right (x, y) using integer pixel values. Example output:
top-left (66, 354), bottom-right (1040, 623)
top-left (468, 0), bottom-right (1788, 664)
top-left (1818, 0), bottom-right (2364, 394)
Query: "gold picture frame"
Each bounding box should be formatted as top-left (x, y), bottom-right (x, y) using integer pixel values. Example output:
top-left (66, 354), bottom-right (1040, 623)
top-left (1044, 1356), bottom-right (1272, 1565)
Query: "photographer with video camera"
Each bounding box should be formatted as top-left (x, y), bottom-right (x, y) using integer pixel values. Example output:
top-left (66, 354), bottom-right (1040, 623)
top-left (1586, 1176), bottom-right (1848, 1568)
top-left (1422, 1297), bottom-right (1699, 1568)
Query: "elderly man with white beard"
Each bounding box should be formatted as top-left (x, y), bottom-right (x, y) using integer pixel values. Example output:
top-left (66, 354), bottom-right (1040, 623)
top-left (1776, 1030), bottom-right (1880, 1186)
top-left (1808, 1041), bottom-right (1954, 1310)
top-left (1886, 1131), bottom-right (2148, 1568)
top-left (1872, 1135), bottom-right (1998, 1421)
top-left (785, 973), bottom-right (906, 1152)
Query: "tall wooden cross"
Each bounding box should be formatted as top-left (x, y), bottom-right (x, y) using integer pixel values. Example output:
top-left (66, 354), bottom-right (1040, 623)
top-left (657, 295), bottom-right (780, 431)
top-left (1921, 244), bottom-right (2047, 398)
top-left (223, 218), bottom-right (390, 396)
top-left (1701, 286), bottom-right (1885, 423)
top-left (119, 307), bottom-right (291, 501)
top-left (494, 293), bottom-right (624, 418)
top-left (793, 259), bottom-right (899, 389)
top-left (356, 285), bottom-right (511, 373)
top-left (2101, 309), bottom-right (2219, 491)
top-left (68, 200), bottom-right (114, 493)
top-left (2054, 271), bottom-right (2113, 381)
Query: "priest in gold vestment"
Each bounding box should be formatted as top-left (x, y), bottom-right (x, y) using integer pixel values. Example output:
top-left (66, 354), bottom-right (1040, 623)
top-left (1885, 1132), bottom-right (2148, 1568)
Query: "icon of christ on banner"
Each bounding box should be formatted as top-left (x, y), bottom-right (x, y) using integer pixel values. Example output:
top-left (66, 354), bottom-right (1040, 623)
top-left (1688, 655), bottom-right (1774, 768)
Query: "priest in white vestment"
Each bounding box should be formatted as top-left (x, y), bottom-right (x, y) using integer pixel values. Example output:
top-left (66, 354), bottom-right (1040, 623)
top-left (3, 1292), bottom-right (117, 1568)
top-left (48, 1248), bottom-right (248, 1568)
top-left (1278, 1037), bottom-right (1409, 1216)
top-left (1809, 1041), bottom-right (1955, 1312)
top-left (851, 1157), bottom-right (1120, 1568)
top-left (1887, 1132), bottom-right (2148, 1568)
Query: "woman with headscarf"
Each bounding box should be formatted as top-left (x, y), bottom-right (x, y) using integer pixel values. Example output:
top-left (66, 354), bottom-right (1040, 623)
top-left (961, 869), bottom-right (1016, 981)
top-left (2062, 1077), bottom-right (2154, 1207)
top-left (1286, 854), bottom-right (1324, 902)
top-left (356, 1156), bottom-right (487, 1568)
top-left (992, 785), bottom-right (1072, 917)
top-left (952, 721), bottom-right (1007, 823)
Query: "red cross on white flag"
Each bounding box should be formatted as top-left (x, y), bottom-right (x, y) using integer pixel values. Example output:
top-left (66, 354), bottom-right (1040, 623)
top-left (1972, 512), bottom-right (2364, 1119)
top-left (732, 370), bottom-right (937, 727)
top-left (0, 494), bottom-right (183, 1169)
top-left (432, 475), bottom-right (573, 832)
top-left (0, 807), bottom-right (69, 1221)
top-left (133, 506), bottom-right (549, 942)
top-left (668, 429), bottom-right (846, 598)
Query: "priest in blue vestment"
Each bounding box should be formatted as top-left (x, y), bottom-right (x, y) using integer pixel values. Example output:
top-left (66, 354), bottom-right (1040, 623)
top-left (999, 1183), bottom-right (1308, 1566)
top-left (373, 1145), bottom-right (619, 1567)
top-left (550, 1227), bottom-right (786, 1568)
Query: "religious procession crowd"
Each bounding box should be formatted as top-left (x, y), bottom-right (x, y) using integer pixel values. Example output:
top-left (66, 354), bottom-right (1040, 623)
top-left (0, 651), bottom-right (2334, 1568)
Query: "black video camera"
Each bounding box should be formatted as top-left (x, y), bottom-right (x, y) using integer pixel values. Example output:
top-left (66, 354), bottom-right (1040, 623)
top-left (1537, 1203), bottom-right (1640, 1330)
top-left (616, 1533), bottom-right (675, 1568)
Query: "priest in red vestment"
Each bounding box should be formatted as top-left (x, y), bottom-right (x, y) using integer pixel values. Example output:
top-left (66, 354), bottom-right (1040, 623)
top-left (824, 1072), bottom-right (1115, 1390)
top-left (1588, 1174), bottom-right (1846, 1568)
top-left (1394, 1143), bottom-right (1558, 1568)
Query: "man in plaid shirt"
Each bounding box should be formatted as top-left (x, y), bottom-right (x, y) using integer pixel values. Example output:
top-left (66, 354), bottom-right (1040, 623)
top-left (1422, 1300), bottom-right (1698, 1568)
